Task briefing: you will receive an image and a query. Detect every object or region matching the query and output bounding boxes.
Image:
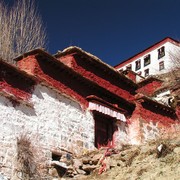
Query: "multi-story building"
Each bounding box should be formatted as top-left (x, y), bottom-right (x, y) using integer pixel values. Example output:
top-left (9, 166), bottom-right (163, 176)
top-left (115, 37), bottom-right (180, 77)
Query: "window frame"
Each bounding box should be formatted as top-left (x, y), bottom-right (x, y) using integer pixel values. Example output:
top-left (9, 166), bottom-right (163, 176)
top-left (135, 59), bottom-right (141, 71)
top-left (144, 69), bottom-right (149, 77)
top-left (126, 64), bottom-right (132, 70)
top-left (144, 54), bottom-right (151, 67)
top-left (158, 46), bottom-right (165, 59)
top-left (159, 61), bottom-right (165, 71)
top-left (119, 69), bottom-right (123, 73)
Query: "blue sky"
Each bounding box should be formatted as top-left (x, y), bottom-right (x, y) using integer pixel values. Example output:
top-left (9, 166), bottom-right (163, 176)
top-left (6, 0), bottom-right (180, 66)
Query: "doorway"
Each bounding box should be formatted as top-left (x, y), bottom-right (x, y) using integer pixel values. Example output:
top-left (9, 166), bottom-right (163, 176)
top-left (94, 112), bottom-right (116, 148)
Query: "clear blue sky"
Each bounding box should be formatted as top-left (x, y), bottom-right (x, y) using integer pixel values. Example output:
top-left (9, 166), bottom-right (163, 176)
top-left (6, 0), bottom-right (180, 66)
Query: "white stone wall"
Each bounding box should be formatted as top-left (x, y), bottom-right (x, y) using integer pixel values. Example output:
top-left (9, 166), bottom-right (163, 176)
top-left (117, 41), bottom-right (180, 77)
top-left (141, 121), bottom-right (160, 142)
top-left (0, 84), bottom-right (94, 178)
top-left (114, 121), bottom-right (129, 147)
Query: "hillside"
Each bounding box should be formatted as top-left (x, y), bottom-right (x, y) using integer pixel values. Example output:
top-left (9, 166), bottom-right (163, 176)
top-left (88, 138), bottom-right (180, 180)
top-left (49, 136), bottom-right (180, 180)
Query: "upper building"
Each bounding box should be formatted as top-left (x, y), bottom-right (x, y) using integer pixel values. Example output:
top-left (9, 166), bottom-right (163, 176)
top-left (115, 37), bottom-right (180, 77)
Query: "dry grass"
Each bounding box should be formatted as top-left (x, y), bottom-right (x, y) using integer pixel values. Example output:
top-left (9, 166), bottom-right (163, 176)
top-left (16, 134), bottom-right (40, 180)
top-left (86, 134), bottom-right (180, 180)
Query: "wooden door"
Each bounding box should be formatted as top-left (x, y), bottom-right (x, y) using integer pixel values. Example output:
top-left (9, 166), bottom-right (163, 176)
top-left (95, 115), bottom-right (114, 149)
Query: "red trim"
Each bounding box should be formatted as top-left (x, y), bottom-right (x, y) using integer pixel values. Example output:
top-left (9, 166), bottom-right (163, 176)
top-left (135, 94), bottom-right (176, 116)
top-left (55, 47), bottom-right (137, 88)
top-left (17, 53), bottom-right (136, 110)
top-left (59, 54), bottom-right (136, 102)
top-left (137, 80), bottom-right (163, 96)
top-left (0, 91), bottom-right (33, 107)
top-left (114, 37), bottom-right (180, 69)
top-left (0, 60), bottom-right (36, 101)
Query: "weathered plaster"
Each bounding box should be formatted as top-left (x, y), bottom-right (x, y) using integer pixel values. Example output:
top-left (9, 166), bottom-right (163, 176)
top-left (141, 121), bottom-right (160, 141)
top-left (114, 121), bottom-right (129, 147)
top-left (59, 54), bottom-right (136, 101)
top-left (137, 80), bottom-right (162, 96)
top-left (0, 84), bottom-right (95, 178)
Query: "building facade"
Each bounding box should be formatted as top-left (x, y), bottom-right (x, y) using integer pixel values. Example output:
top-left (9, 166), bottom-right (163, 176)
top-left (0, 47), bottom-right (179, 179)
top-left (115, 37), bottom-right (180, 77)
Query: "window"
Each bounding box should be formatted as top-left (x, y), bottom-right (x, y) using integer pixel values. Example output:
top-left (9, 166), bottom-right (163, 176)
top-left (135, 60), bottom-right (141, 71)
top-left (126, 64), bottom-right (132, 70)
top-left (144, 69), bottom-right (149, 77)
top-left (158, 46), bottom-right (165, 59)
top-left (144, 54), bottom-right (151, 66)
top-left (119, 69), bottom-right (123, 73)
top-left (159, 61), bottom-right (164, 71)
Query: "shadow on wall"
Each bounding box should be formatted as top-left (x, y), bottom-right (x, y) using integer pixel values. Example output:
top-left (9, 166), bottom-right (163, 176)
top-left (32, 84), bottom-right (82, 110)
top-left (0, 95), bottom-right (36, 116)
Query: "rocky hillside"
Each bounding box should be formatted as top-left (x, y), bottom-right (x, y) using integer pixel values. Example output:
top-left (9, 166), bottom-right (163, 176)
top-left (49, 136), bottom-right (180, 180)
top-left (89, 138), bottom-right (180, 180)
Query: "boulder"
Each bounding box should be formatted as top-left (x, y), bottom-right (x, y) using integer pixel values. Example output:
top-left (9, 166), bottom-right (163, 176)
top-left (91, 154), bottom-right (102, 165)
top-left (73, 158), bottom-right (83, 169)
top-left (51, 161), bottom-right (68, 169)
top-left (82, 157), bottom-right (90, 164)
top-left (49, 167), bottom-right (59, 177)
top-left (173, 147), bottom-right (180, 154)
top-left (82, 164), bottom-right (98, 172)
top-left (76, 168), bottom-right (86, 175)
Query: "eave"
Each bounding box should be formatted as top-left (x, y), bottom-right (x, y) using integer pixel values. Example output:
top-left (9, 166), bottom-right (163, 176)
top-left (55, 46), bottom-right (138, 89)
top-left (14, 48), bottom-right (136, 111)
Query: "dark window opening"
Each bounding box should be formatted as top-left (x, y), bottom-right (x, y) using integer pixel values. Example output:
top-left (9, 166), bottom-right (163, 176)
top-left (144, 69), bottom-right (149, 77)
top-left (135, 60), bottom-right (141, 71)
top-left (158, 46), bottom-right (165, 59)
top-left (52, 152), bottom-right (61, 161)
top-left (144, 54), bottom-right (151, 66)
top-left (159, 61), bottom-right (165, 71)
top-left (126, 64), bottom-right (132, 70)
top-left (119, 69), bottom-right (123, 73)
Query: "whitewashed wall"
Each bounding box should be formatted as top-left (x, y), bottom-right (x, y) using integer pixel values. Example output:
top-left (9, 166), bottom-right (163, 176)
top-left (114, 121), bottom-right (129, 147)
top-left (118, 41), bottom-right (180, 77)
top-left (0, 84), bottom-right (94, 178)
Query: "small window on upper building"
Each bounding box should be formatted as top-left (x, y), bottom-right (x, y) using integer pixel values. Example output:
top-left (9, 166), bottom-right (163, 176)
top-left (137, 71), bottom-right (142, 76)
top-left (144, 54), bottom-right (151, 66)
top-left (144, 69), bottom-right (149, 77)
top-left (159, 61), bottom-right (165, 71)
top-left (126, 64), bottom-right (132, 70)
top-left (119, 69), bottom-right (123, 73)
top-left (135, 60), bottom-right (141, 71)
top-left (158, 46), bottom-right (165, 59)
